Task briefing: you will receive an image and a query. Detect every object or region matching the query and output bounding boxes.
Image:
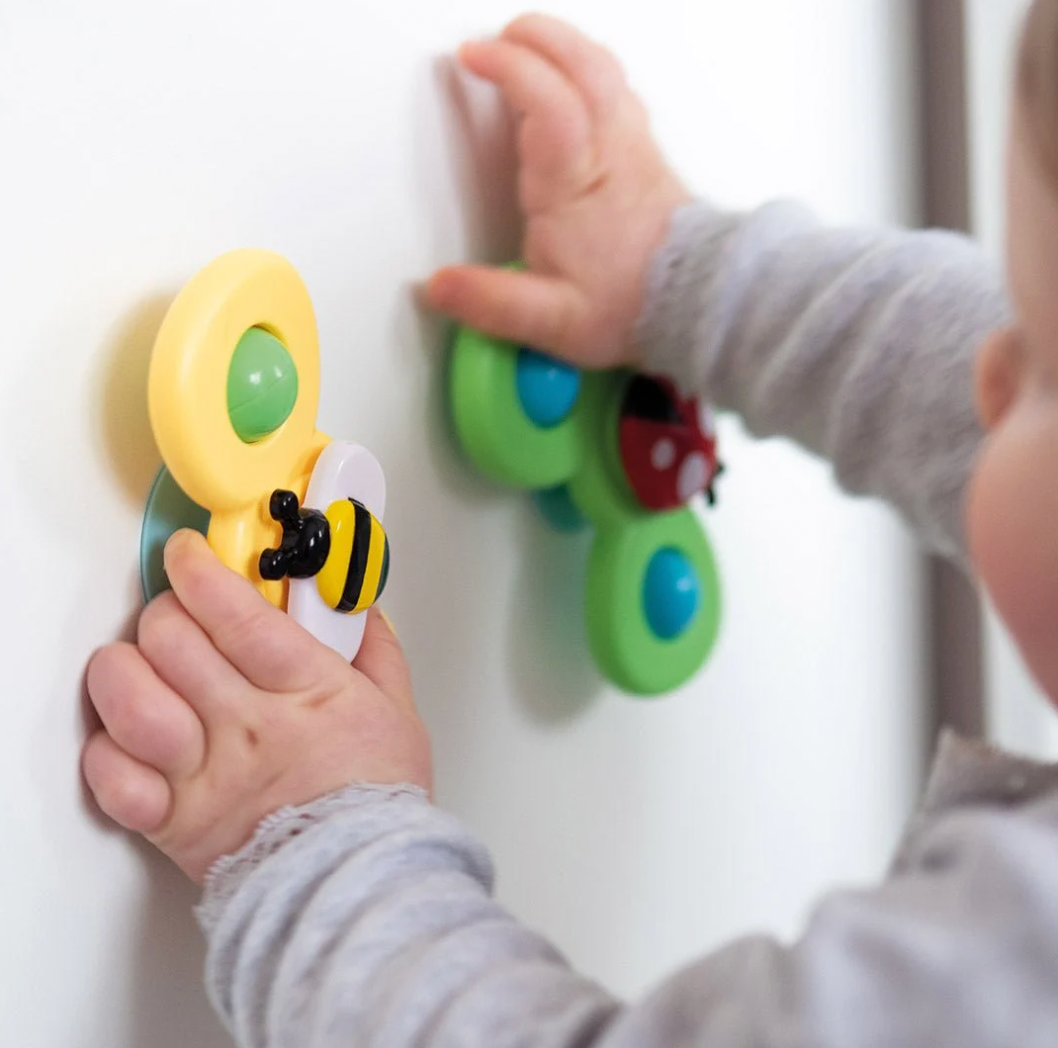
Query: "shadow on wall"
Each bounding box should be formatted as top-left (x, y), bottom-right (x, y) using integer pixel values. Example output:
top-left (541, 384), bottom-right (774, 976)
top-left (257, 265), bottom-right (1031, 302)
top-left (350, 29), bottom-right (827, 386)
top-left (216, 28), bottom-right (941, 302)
top-left (506, 507), bottom-right (600, 723)
top-left (101, 294), bottom-right (233, 1044)
top-left (0, 285), bottom-right (229, 1046)
top-left (447, 51), bottom-right (603, 719)
top-left (381, 287), bottom-right (604, 823)
top-left (131, 843), bottom-right (231, 1048)
top-left (3, 292), bottom-right (168, 552)
top-left (97, 296), bottom-right (169, 506)
top-left (427, 53), bottom-right (521, 275)
top-left (95, 296), bottom-right (229, 1046)
top-left (401, 53), bottom-right (604, 728)
top-left (407, 49), bottom-right (523, 517)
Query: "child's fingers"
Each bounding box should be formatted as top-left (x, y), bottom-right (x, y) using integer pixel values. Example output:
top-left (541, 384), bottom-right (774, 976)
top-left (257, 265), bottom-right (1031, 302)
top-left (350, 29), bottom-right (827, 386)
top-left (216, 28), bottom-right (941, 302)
top-left (428, 265), bottom-right (588, 361)
top-left (87, 641), bottom-right (206, 779)
top-left (376, 608), bottom-right (399, 640)
top-left (353, 608), bottom-right (415, 713)
top-left (82, 730), bottom-right (173, 834)
top-left (502, 14), bottom-right (627, 118)
top-left (459, 39), bottom-right (592, 195)
top-left (137, 590), bottom-right (250, 726)
top-left (163, 530), bottom-right (345, 694)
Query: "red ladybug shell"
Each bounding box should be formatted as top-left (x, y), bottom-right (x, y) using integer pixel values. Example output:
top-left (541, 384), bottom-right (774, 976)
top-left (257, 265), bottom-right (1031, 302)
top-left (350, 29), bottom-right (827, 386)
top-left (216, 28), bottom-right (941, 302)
top-left (618, 375), bottom-right (722, 511)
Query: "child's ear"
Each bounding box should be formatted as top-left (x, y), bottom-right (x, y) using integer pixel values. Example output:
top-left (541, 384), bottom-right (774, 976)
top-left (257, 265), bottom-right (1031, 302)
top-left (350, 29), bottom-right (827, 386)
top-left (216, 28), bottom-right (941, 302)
top-left (974, 327), bottom-right (1024, 430)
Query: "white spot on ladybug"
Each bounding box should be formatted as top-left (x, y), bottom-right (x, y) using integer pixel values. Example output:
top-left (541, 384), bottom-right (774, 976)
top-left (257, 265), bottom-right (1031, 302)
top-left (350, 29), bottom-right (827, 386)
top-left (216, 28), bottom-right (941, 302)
top-left (678, 452), bottom-right (709, 501)
top-left (651, 438), bottom-right (676, 471)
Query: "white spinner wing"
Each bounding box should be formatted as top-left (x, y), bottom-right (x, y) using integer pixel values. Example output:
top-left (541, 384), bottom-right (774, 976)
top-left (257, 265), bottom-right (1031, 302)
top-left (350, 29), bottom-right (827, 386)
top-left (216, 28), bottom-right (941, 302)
top-left (287, 441), bottom-right (386, 661)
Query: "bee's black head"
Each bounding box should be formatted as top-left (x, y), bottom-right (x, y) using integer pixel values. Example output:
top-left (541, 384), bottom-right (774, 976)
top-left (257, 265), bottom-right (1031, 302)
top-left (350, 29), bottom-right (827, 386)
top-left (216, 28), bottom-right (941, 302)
top-left (259, 489), bottom-right (331, 580)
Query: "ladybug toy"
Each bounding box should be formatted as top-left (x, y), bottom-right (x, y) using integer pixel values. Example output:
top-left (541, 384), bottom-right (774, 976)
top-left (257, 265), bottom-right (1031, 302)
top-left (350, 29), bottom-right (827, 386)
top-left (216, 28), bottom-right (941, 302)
top-left (618, 375), bottom-right (724, 511)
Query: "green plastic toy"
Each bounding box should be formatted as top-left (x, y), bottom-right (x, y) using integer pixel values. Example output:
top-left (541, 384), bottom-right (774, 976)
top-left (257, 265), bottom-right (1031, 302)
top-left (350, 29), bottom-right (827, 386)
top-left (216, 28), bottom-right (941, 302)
top-left (226, 326), bottom-right (299, 443)
top-left (450, 321), bottom-right (724, 697)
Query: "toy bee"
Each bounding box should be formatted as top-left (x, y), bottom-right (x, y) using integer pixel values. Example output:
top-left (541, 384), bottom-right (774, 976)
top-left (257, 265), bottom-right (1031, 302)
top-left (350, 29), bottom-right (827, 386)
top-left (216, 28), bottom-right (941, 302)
top-left (260, 489), bottom-right (390, 615)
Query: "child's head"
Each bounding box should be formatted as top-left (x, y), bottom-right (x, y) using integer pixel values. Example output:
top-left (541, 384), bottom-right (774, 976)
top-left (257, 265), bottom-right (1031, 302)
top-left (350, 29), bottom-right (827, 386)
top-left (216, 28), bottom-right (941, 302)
top-left (967, 0), bottom-right (1058, 705)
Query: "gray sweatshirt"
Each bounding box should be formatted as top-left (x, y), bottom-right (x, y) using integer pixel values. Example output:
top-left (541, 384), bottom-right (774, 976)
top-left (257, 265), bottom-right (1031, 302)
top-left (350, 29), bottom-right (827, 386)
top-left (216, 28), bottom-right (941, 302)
top-left (197, 201), bottom-right (1058, 1047)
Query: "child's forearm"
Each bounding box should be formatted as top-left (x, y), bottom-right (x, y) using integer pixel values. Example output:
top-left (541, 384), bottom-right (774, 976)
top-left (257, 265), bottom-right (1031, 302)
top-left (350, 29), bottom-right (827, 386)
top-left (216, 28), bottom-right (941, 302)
top-left (196, 783), bottom-right (620, 1047)
top-left (198, 737), bottom-right (1058, 1048)
top-left (638, 200), bottom-right (1011, 563)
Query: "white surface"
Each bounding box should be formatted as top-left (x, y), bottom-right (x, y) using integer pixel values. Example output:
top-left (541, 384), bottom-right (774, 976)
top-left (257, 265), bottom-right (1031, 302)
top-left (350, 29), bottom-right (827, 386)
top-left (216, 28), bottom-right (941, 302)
top-left (0, 2), bottom-right (924, 1044)
top-left (964, 0), bottom-right (1058, 759)
top-left (288, 440), bottom-right (386, 661)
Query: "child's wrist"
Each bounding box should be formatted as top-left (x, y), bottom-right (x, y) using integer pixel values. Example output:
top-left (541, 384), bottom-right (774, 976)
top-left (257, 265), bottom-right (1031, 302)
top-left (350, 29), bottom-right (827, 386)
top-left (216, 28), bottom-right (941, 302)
top-left (197, 781), bottom-right (431, 923)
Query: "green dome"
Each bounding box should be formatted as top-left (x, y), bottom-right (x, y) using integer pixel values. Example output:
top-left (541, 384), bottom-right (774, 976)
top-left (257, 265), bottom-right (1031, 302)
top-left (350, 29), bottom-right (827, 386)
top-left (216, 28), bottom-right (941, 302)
top-left (227, 326), bottom-right (298, 442)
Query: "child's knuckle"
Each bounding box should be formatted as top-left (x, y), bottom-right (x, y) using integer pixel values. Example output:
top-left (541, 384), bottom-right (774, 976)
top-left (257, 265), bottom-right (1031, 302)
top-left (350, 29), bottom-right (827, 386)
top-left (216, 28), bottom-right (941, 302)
top-left (219, 604), bottom-right (273, 654)
top-left (96, 768), bottom-right (147, 824)
top-left (86, 644), bottom-right (123, 696)
top-left (137, 592), bottom-right (180, 652)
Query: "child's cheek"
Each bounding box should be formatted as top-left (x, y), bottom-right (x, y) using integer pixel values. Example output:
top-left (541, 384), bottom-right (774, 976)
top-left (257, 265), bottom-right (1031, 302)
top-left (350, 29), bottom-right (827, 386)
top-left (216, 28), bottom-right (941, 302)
top-left (967, 414), bottom-right (1058, 702)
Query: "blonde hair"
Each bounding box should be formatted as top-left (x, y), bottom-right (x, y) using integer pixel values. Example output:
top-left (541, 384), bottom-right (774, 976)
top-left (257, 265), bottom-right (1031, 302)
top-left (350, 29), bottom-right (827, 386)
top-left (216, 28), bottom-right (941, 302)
top-left (1018, 0), bottom-right (1058, 185)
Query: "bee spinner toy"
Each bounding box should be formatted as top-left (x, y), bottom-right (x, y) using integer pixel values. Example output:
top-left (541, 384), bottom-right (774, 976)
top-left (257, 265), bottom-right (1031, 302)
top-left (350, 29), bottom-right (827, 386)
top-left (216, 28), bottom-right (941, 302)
top-left (140, 249), bottom-right (389, 662)
top-left (450, 302), bottom-right (725, 697)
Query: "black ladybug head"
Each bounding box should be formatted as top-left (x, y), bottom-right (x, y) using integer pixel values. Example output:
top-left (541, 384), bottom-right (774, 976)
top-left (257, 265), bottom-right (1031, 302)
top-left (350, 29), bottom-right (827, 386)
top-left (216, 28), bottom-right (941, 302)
top-left (620, 375), bottom-right (682, 424)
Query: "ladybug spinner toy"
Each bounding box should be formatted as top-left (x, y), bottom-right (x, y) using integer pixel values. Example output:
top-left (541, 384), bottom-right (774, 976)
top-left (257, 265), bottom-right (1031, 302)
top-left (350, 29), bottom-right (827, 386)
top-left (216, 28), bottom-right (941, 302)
top-left (619, 374), bottom-right (723, 511)
top-left (140, 249), bottom-right (390, 662)
top-left (450, 316), bottom-right (725, 697)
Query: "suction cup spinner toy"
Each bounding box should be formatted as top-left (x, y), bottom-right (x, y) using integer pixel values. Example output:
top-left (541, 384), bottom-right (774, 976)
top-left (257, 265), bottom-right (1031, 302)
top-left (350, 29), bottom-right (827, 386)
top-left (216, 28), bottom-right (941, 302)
top-left (140, 249), bottom-right (389, 662)
top-left (450, 319), bottom-right (725, 697)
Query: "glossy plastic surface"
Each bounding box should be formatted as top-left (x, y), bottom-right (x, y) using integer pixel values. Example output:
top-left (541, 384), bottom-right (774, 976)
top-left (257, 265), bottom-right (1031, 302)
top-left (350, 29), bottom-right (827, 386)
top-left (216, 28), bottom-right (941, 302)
top-left (533, 485), bottom-right (588, 532)
top-left (148, 248), bottom-right (329, 607)
top-left (450, 318), bottom-right (723, 696)
top-left (587, 513), bottom-right (719, 696)
top-left (515, 347), bottom-right (581, 428)
top-left (286, 440), bottom-right (387, 661)
top-left (140, 465), bottom-right (211, 601)
top-left (450, 323), bottom-right (582, 488)
top-left (258, 489), bottom-right (331, 580)
top-left (643, 546), bottom-right (700, 640)
top-left (618, 374), bottom-right (722, 511)
top-left (227, 326), bottom-right (299, 443)
top-left (143, 250), bottom-right (388, 663)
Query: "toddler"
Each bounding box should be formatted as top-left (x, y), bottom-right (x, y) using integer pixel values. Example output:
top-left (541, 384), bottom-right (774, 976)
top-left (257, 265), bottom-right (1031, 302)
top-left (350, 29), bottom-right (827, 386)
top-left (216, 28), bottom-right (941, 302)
top-left (83, 7), bottom-right (1058, 1046)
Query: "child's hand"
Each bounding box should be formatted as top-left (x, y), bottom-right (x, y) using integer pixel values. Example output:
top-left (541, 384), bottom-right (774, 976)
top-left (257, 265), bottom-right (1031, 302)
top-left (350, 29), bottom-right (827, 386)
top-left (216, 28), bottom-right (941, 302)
top-left (427, 13), bottom-right (689, 369)
top-left (82, 530), bottom-right (431, 885)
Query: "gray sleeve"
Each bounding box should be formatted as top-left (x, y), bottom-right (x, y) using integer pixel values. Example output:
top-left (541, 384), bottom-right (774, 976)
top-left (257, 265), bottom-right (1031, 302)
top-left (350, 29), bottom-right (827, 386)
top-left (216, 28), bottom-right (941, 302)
top-left (198, 764), bottom-right (1058, 1048)
top-left (637, 200), bottom-right (1012, 563)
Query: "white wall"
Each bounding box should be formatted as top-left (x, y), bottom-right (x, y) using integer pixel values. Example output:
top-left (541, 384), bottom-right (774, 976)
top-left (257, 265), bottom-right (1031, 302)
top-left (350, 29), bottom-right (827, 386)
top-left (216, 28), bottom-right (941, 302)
top-left (0, 2), bottom-right (923, 1044)
top-left (963, 0), bottom-right (1058, 759)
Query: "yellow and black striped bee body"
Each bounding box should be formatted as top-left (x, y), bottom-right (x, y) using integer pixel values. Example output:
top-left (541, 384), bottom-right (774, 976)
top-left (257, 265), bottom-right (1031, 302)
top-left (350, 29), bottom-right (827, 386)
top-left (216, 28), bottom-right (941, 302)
top-left (260, 489), bottom-right (390, 614)
top-left (316, 496), bottom-right (390, 614)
